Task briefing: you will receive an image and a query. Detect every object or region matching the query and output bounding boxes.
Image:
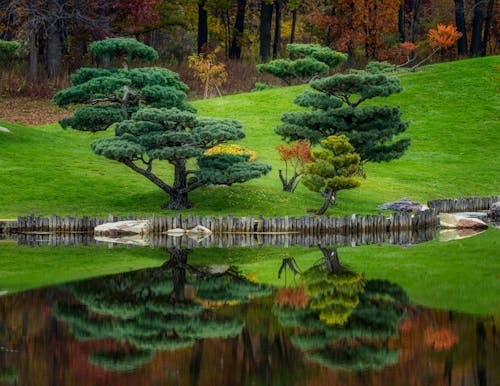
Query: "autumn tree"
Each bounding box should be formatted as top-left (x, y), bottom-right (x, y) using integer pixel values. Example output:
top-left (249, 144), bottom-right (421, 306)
top-left (188, 51), bottom-right (228, 98)
top-left (257, 43), bottom-right (347, 85)
top-left (302, 135), bottom-right (365, 214)
top-left (410, 24), bottom-right (462, 70)
top-left (276, 140), bottom-right (312, 192)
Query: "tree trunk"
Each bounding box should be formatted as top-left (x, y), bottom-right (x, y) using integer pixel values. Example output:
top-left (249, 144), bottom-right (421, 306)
top-left (278, 169), bottom-right (300, 192)
top-left (197, 0), bottom-right (208, 53)
top-left (454, 0), bottom-right (468, 56)
top-left (470, 0), bottom-right (484, 57)
top-left (229, 0), bottom-right (247, 59)
top-left (272, 0), bottom-right (281, 58)
top-left (411, 0), bottom-right (420, 43)
top-left (29, 19), bottom-right (39, 81)
top-left (166, 160), bottom-right (192, 210)
top-left (319, 247), bottom-right (347, 273)
top-left (398, 4), bottom-right (405, 42)
top-left (259, 1), bottom-right (273, 61)
top-left (168, 248), bottom-right (189, 301)
top-left (312, 188), bottom-right (334, 215)
top-left (46, 0), bottom-right (62, 79)
top-left (290, 8), bottom-right (297, 44)
top-left (481, 0), bottom-right (495, 56)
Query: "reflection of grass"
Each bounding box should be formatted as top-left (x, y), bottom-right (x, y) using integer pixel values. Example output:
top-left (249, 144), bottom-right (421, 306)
top-left (0, 367), bottom-right (18, 384)
top-left (0, 57), bottom-right (499, 217)
top-left (0, 229), bottom-right (499, 315)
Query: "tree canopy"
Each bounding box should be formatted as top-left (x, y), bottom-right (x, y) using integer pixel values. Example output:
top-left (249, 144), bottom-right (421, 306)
top-left (277, 63), bottom-right (411, 162)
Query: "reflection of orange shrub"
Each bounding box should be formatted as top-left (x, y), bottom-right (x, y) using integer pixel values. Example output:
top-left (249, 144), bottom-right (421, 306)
top-left (424, 328), bottom-right (459, 351)
top-left (274, 286), bottom-right (310, 309)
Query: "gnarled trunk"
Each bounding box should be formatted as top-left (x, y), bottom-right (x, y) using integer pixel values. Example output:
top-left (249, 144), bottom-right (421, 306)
top-left (310, 188), bottom-right (335, 215)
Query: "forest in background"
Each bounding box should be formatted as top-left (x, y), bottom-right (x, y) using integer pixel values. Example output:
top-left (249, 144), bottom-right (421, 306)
top-left (0, 0), bottom-right (498, 98)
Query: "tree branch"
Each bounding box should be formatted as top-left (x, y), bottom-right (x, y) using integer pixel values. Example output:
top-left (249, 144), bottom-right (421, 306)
top-left (122, 159), bottom-right (173, 194)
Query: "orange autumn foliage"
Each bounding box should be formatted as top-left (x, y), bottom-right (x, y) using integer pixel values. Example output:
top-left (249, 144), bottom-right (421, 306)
top-left (274, 286), bottom-right (311, 309)
top-left (429, 24), bottom-right (463, 50)
top-left (276, 140), bottom-right (313, 167)
top-left (424, 327), bottom-right (459, 351)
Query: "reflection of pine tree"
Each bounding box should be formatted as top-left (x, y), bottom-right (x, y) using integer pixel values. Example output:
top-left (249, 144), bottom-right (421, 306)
top-left (274, 248), bottom-right (409, 371)
top-left (54, 248), bottom-right (270, 372)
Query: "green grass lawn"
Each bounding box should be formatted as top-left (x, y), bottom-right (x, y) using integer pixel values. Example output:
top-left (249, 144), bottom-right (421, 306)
top-left (0, 56), bottom-right (498, 217)
top-left (1, 228), bottom-right (498, 316)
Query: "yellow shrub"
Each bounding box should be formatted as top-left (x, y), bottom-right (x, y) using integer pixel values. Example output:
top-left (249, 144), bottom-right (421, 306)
top-left (204, 144), bottom-right (257, 161)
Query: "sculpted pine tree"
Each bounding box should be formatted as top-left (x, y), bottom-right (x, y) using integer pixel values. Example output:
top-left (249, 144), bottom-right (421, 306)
top-left (302, 135), bottom-right (364, 215)
top-left (54, 37), bottom-right (193, 132)
top-left (257, 43), bottom-right (347, 85)
top-left (91, 108), bottom-right (271, 209)
top-left (277, 63), bottom-right (410, 162)
top-left (54, 38), bottom-right (270, 209)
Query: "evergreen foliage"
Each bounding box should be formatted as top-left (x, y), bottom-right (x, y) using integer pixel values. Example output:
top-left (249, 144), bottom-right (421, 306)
top-left (54, 38), bottom-right (269, 210)
top-left (277, 63), bottom-right (411, 162)
top-left (90, 107), bottom-right (270, 209)
top-left (274, 253), bottom-right (408, 372)
top-left (302, 135), bottom-right (364, 214)
top-left (0, 40), bottom-right (20, 55)
top-left (54, 38), bottom-right (191, 134)
top-left (53, 251), bottom-right (271, 372)
top-left (257, 44), bottom-right (347, 85)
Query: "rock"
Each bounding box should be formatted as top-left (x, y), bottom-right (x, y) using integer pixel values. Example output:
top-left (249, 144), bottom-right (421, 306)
top-left (487, 201), bottom-right (500, 220)
top-left (94, 220), bottom-right (152, 236)
top-left (0, 290), bottom-right (8, 296)
top-left (439, 228), bottom-right (486, 242)
top-left (165, 228), bottom-right (186, 236)
top-left (439, 213), bottom-right (488, 229)
top-left (0, 126), bottom-right (11, 133)
top-left (187, 225), bottom-right (212, 235)
top-left (94, 235), bottom-right (151, 246)
top-left (378, 198), bottom-right (429, 212)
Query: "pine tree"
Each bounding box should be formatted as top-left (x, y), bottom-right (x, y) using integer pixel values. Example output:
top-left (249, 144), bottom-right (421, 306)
top-left (257, 43), bottom-right (347, 85)
top-left (277, 63), bottom-right (410, 162)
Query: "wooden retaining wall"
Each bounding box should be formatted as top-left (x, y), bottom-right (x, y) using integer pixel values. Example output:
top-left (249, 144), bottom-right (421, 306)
top-left (428, 196), bottom-right (499, 213)
top-left (15, 211), bottom-right (438, 234)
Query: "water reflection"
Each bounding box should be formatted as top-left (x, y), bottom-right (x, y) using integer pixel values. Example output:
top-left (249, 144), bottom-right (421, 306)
top-left (0, 246), bottom-right (498, 386)
top-left (54, 247), bottom-right (271, 373)
top-left (274, 248), bottom-right (408, 371)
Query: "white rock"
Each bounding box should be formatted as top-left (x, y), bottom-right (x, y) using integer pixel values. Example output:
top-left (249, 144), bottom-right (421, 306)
top-left (187, 225), bottom-right (212, 235)
top-left (94, 220), bottom-right (152, 236)
top-left (439, 228), bottom-right (486, 242)
top-left (0, 126), bottom-right (11, 133)
top-left (439, 213), bottom-right (488, 229)
top-left (165, 228), bottom-right (186, 236)
top-left (94, 235), bottom-right (151, 246)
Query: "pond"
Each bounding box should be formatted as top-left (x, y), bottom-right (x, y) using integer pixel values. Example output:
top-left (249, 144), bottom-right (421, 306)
top-left (0, 230), bottom-right (499, 386)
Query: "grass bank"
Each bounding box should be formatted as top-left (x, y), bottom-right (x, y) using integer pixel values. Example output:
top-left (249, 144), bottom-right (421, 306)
top-left (0, 57), bottom-right (499, 217)
top-left (1, 228), bottom-right (498, 316)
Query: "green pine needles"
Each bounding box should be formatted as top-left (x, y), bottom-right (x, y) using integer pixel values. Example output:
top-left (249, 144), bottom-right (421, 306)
top-left (54, 38), bottom-right (270, 210)
top-left (277, 62), bottom-right (411, 162)
top-left (257, 43), bottom-right (347, 85)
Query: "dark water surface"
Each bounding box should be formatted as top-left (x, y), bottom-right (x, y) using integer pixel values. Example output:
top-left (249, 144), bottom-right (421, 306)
top-left (1, 243), bottom-right (498, 386)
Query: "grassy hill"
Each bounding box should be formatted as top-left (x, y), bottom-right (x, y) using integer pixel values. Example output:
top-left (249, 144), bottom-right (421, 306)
top-left (0, 56), bottom-right (499, 217)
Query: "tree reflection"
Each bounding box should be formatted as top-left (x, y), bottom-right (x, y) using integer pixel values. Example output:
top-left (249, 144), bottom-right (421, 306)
top-left (274, 246), bottom-right (409, 371)
top-left (53, 247), bottom-right (271, 372)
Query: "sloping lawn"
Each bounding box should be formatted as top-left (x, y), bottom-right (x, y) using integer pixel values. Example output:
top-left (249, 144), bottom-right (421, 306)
top-left (0, 56), bottom-right (498, 217)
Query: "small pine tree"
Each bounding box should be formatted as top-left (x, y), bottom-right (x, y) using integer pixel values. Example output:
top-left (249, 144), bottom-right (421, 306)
top-left (277, 62), bottom-right (410, 162)
top-left (302, 135), bottom-right (364, 215)
top-left (257, 43), bottom-right (347, 85)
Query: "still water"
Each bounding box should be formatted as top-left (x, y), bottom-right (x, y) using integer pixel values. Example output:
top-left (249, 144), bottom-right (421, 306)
top-left (0, 233), bottom-right (499, 386)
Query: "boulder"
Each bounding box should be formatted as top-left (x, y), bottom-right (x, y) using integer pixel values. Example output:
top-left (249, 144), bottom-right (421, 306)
top-left (165, 228), bottom-right (186, 237)
top-left (378, 198), bottom-right (429, 212)
top-left (0, 126), bottom-right (11, 133)
top-left (439, 213), bottom-right (488, 229)
top-left (94, 220), bottom-right (152, 236)
top-left (487, 201), bottom-right (500, 220)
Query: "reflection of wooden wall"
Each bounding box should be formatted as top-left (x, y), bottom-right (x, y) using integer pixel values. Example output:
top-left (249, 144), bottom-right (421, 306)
top-left (15, 211), bottom-right (438, 235)
top-left (13, 227), bottom-right (437, 248)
